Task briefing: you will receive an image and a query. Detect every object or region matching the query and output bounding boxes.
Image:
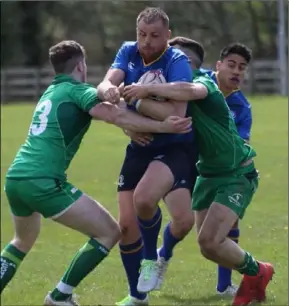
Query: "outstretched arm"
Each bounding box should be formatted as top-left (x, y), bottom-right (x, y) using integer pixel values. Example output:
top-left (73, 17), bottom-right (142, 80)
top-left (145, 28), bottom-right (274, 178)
top-left (136, 99), bottom-right (177, 121)
top-left (148, 82), bottom-right (208, 101)
top-left (88, 102), bottom-right (191, 134)
top-left (124, 82), bottom-right (208, 102)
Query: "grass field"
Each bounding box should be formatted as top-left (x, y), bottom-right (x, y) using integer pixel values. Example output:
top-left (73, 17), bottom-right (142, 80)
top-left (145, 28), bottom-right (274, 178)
top-left (1, 96), bottom-right (288, 306)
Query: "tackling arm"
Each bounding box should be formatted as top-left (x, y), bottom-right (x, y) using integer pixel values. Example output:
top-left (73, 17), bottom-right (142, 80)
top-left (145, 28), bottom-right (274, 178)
top-left (137, 56), bottom-right (191, 120)
top-left (144, 82), bottom-right (208, 101)
top-left (88, 102), bottom-right (191, 134)
top-left (137, 99), bottom-right (183, 121)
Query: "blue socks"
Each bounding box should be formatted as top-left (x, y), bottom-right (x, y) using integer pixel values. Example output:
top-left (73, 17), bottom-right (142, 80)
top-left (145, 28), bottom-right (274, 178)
top-left (119, 238), bottom-right (146, 300)
top-left (137, 207), bottom-right (162, 260)
top-left (159, 222), bottom-right (182, 261)
top-left (217, 228), bottom-right (240, 292)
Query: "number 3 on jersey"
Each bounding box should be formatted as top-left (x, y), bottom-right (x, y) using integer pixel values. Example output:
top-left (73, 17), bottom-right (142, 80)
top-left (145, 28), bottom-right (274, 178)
top-left (30, 100), bottom-right (52, 136)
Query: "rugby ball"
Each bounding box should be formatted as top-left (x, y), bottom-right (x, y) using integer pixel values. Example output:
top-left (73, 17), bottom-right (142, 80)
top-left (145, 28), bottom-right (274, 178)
top-left (137, 70), bottom-right (167, 101)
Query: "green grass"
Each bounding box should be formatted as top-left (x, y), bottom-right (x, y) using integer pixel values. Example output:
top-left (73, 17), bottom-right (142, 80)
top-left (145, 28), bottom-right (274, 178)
top-left (1, 96), bottom-right (288, 305)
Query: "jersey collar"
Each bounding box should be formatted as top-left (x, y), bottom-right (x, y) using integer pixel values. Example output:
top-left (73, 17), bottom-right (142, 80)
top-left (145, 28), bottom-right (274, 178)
top-left (52, 74), bottom-right (80, 85)
top-left (140, 45), bottom-right (170, 67)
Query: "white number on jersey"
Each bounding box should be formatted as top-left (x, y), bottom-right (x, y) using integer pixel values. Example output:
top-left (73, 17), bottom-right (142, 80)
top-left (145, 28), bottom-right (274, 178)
top-left (30, 100), bottom-right (52, 136)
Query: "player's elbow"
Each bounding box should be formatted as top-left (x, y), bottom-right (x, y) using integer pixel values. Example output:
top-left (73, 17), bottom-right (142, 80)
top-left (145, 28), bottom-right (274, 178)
top-left (176, 82), bottom-right (207, 100)
top-left (175, 82), bottom-right (195, 100)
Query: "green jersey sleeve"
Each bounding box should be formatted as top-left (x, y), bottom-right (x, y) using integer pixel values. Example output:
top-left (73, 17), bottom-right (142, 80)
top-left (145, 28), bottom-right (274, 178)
top-left (194, 76), bottom-right (219, 95)
top-left (70, 83), bottom-right (101, 112)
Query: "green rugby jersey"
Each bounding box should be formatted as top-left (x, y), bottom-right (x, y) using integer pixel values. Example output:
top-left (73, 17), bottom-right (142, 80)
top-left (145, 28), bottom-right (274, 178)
top-left (187, 70), bottom-right (256, 175)
top-left (6, 74), bottom-right (100, 181)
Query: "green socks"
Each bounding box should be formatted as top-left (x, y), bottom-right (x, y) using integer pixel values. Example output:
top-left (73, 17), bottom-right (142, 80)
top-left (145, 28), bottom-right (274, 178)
top-left (237, 251), bottom-right (260, 276)
top-left (51, 238), bottom-right (109, 301)
top-left (1, 243), bottom-right (26, 293)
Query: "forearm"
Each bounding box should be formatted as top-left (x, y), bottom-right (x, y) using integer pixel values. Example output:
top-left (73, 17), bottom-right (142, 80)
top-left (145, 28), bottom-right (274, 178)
top-left (97, 81), bottom-right (112, 100)
top-left (138, 99), bottom-right (175, 121)
top-left (114, 109), bottom-right (166, 133)
top-left (145, 83), bottom-right (194, 101)
top-left (119, 98), bottom-right (127, 109)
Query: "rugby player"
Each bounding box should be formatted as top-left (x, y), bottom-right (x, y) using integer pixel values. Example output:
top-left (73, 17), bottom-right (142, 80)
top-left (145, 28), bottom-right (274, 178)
top-left (123, 59), bottom-right (274, 306)
top-left (97, 7), bottom-right (197, 305)
top-left (168, 38), bottom-right (253, 296)
top-left (0, 40), bottom-right (191, 306)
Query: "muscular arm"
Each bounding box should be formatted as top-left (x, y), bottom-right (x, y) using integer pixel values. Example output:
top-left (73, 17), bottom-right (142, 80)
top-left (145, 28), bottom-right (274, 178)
top-left (137, 99), bottom-right (181, 121)
top-left (97, 42), bottom-right (129, 100)
top-left (143, 82), bottom-right (208, 101)
top-left (97, 68), bottom-right (125, 100)
top-left (89, 102), bottom-right (167, 133)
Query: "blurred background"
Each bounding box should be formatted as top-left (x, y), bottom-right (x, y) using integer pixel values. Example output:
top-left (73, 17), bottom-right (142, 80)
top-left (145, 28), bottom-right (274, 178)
top-left (1, 0), bottom-right (288, 102)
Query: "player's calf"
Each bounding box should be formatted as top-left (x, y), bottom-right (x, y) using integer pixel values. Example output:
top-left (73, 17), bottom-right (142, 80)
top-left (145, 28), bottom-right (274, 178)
top-left (1, 212), bottom-right (41, 293)
top-left (197, 203), bottom-right (273, 305)
top-left (159, 188), bottom-right (194, 261)
top-left (134, 161), bottom-right (174, 293)
top-left (155, 188), bottom-right (194, 290)
top-left (118, 190), bottom-right (147, 302)
top-left (48, 194), bottom-right (121, 303)
top-left (197, 202), bottom-right (241, 263)
top-left (217, 222), bottom-right (240, 295)
top-left (134, 161), bottom-right (173, 259)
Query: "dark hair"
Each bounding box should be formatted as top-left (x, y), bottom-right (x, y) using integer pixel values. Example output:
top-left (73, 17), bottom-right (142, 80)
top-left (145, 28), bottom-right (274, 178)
top-left (220, 43), bottom-right (252, 63)
top-left (49, 40), bottom-right (85, 74)
top-left (137, 7), bottom-right (169, 28)
top-left (169, 36), bottom-right (204, 68)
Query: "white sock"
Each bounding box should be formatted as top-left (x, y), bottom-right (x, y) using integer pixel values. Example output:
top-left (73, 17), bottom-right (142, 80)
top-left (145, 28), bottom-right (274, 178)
top-left (56, 281), bottom-right (74, 295)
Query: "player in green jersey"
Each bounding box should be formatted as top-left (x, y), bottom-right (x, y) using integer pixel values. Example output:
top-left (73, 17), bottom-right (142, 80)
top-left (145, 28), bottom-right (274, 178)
top-left (0, 40), bottom-right (191, 306)
top-left (122, 70), bottom-right (274, 305)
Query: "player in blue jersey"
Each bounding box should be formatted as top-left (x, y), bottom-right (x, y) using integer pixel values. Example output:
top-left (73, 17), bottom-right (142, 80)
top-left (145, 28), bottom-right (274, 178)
top-left (97, 7), bottom-right (196, 305)
top-left (168, 38), bottom-right (253, 297)
top-left (125, 37), bottom-right (254, 299)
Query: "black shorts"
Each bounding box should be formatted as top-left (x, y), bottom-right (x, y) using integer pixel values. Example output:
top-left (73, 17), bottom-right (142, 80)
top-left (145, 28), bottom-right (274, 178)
top-left (117, 143), bottom-right (199, 194)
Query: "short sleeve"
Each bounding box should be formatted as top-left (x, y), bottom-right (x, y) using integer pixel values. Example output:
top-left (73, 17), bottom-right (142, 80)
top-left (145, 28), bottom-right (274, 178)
top-left (167, 57), bottom-right (193, 82)
top-left (111, 42), bottom-right (130, 73)
top-left (70, 83), bottom-right (100, 112)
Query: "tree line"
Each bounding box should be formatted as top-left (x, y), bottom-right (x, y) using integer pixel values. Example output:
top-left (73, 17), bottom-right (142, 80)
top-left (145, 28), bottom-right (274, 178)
top-left (1, 1), bottom-right (287, 67)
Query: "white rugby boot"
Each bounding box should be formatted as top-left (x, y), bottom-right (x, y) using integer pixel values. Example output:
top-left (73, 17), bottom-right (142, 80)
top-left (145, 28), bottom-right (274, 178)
top-left (137, 259), bottom-right (159, 293)
top-left (154, 248), bottom-right (169, 291)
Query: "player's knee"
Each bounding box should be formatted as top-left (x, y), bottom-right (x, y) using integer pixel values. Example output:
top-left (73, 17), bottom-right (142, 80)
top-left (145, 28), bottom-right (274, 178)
top-left (133, 189), bottom-right (156, 212)
top-left (118, 214), bottom-right (139, 237)
top-left (171, 213), bottom-right (194, 237)
top-left (197, 233), bottom-right (219, 259)
top-left (110, 221), bottom-right (122, 245)
top-left (96, 218), bottom-right (121, 248)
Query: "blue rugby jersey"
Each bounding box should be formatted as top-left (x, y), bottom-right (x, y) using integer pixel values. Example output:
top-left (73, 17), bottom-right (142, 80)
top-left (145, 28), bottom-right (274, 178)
top-left (111, 41), bottom-right (194, 148)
